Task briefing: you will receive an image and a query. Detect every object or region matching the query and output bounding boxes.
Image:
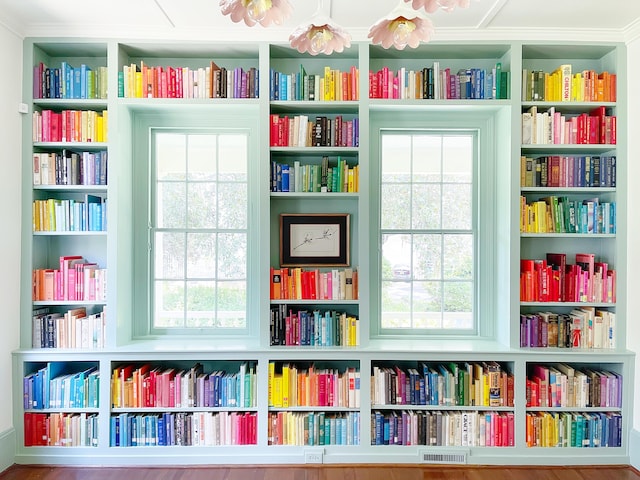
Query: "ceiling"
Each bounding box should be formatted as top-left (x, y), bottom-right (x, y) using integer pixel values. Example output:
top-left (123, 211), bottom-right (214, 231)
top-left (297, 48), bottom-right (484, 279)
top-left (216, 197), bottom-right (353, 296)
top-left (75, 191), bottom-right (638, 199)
top-left (1, 0), bottom-right (640, 44)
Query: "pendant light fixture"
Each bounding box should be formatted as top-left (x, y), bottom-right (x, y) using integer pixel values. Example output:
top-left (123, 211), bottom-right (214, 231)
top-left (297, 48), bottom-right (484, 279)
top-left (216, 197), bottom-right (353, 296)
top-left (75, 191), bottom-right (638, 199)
top-left (219, 0), bottom-right (293, 27)
top-left (288, 0), bottom-right (351, 55)
top-left (368, 0), bottom-right (435, 50)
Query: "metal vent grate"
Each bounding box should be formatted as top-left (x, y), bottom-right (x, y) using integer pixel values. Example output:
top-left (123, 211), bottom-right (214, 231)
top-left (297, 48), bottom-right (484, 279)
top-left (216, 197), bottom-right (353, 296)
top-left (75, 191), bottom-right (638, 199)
top-left (420, 451), bottom-right (468, 464)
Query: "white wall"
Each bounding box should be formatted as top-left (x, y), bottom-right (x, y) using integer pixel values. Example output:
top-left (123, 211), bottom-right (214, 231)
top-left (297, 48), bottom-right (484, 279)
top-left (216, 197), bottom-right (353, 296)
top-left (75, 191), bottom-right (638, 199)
top-left (0, 20), bottom-right (22, 442)
top-left (627, 37), bottom-right (640, 463)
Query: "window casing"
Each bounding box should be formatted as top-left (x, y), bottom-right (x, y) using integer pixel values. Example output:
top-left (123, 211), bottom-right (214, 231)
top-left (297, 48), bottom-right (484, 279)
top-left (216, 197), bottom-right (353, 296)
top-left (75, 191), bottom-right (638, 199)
top-left (371, 112), bottom-right (499, 339)
top-left (132, 111), bottom-right (259, 338)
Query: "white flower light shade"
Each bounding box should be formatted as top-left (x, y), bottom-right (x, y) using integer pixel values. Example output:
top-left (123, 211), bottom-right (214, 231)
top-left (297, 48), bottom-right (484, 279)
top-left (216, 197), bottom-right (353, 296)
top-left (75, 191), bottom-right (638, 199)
top-left (406, 0), bottom-right (470, 13)
top-left (368, 2), bottom-right (435, 50)
top-left (219, 0), bottom-right (292, 27)
top-left (289, 0), bottom-right (351, 55)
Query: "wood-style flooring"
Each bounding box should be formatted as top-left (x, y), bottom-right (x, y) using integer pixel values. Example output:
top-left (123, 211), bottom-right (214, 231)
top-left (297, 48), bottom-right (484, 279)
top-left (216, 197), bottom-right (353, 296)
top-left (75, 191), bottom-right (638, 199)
top-left (1, 465), bottom-right (640, 480)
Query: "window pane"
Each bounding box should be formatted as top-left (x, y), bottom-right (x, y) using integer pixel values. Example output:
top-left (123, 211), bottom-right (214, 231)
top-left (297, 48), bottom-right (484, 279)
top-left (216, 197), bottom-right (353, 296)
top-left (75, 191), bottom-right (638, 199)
top-left (413, 234), bottom-right (441, 279)
top-left (155, 280), bottom-right (185, 328)
top-left (381, 184), bottom-right (411, 229)
top-left (185, 280), bottom-right (216, 327)
top-left (443, 281), bottom-right (473, 329)
top-left (217, 281), bottom-right (247, 328)
top-left (412, 183), bottom-right (441, 230)
top-left (442, 183), bottom-right (471, 230)
top-left (219, 183), bottom-right (247, 229)
top-left (381, 233), bottom-right (411, 280)
top-left (187, 182), bottom-right (217, 229)
top-left (443, 135), bottom-right (473, 183)
top-left (218, 233), bottom-right (247, 279)
top-left (381, 281), bottom-right (411, 329)
top-left (155, 232), bottom-right (185, 279)
top-left (156, 133), bottom-right (186, 181)
top-left (187, 134), bottom-right (216, 181)
top-left (219, 134), bottom-right (248, 181)
top-left (186, 233), bottom-right (216, 279)
top-left (381, 135), bottom-right (411, 182)
top-left (412, 135), bottom-right (441, 182)
top-left (443, 234), bottom-right (473, 279)
top-left (157, 182), bottom-right (186, 228)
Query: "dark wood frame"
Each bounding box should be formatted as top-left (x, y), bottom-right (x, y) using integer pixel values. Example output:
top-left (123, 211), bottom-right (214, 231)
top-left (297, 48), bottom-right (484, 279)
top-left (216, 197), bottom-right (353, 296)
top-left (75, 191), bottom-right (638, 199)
top-left (280, 213), bottom-right (350, 267)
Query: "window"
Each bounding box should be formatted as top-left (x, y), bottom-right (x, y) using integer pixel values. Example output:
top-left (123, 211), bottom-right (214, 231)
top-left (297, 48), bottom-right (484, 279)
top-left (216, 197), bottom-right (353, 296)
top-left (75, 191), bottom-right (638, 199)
top-left (132, 110), bottom-right (259, 338)
top-left (151, 131), bottom-right (248, 331)
top-left (379, 131), bottom-right (476, 333)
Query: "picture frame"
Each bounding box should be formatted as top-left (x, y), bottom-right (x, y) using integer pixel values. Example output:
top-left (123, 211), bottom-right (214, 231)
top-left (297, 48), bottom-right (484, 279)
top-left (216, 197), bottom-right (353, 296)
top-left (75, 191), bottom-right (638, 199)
top-left (280, 213), bottom-right (350, 267)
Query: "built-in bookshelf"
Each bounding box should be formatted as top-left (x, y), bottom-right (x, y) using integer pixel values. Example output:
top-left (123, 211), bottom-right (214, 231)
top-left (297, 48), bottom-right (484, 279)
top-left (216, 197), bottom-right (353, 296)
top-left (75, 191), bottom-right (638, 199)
top-left (518, 44), bottom-right (623, 356)
top-left (109, 360), bottom-right (258, 447)
top-left (13, 39), bottom-right (633, 466)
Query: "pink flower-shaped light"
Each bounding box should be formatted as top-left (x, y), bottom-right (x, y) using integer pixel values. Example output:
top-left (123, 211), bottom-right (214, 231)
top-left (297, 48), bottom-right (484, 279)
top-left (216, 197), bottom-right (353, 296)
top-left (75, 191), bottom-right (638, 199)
top-left (289, 21), bottom-right (352, 55)
top-left (220, 0), bottom-right (292, 27)
top-left (369, 2), bottom-right (435, 50)
top-left (405, 0), bottom-right (471, 13)
top-left (289, 0), bottom-right (351, 55)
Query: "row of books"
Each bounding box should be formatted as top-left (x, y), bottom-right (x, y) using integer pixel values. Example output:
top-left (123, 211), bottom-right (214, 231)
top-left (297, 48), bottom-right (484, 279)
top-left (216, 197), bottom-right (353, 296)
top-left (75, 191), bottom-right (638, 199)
top-left (119, 61), bottom-right (258, 99)
top-left (110, 411), bottom-right (257, 447)
top-left (520, 155), bottom-right (616, 188)
top-left (520, 309), bottom-right (616, 350)
top-left (268, 411), bottom-right (360, 446)
top-left (526, 364), bottom-right (622, 408)
top-left (23, 363), bottom-right (99, 410)
top-left (520, 196), bottom-right (615, 234)
top-left (522, 66), bottom-right (616, 102)
top-left (33, 196), bottom-right (107, 232)
top-left (522, 106), bottom-right (616, 145)
top-left (525, 411), bottom-right (622, 448)
top-left (268, 362), bottom-right (360, 409)
top-left (33, 61), bottom-right (108, 100)
top-left (269, 306), bottom-right (360, 347)
top-left (33, 259), bottom-right (107, 302)
top-left (270, 157), bottom-right (359, 193)
top-left (23, 412), bottom-right (99, 447)
top-left (269, 114), bottom-right (359, 148)
top-left (520, 253), bottom-right (616, 303)
top-left (270, 267), bottom-right (358, 301)
top-left (269, 65), bottom-right (359, 101)
top-left (32, 109), bottom-right (108, 144)
top-left (370, 63), bottom-right (510, 100)
top-left (372, 410), bottom-right (514, 447)
top-left (111, 362), bottom-right (256, 410)
top-left (32, 308), bottom-right (106, 350)
top-left (372, 362), bottom-right (514, 408)
top-left (33, 150), bottom-right (108, 186)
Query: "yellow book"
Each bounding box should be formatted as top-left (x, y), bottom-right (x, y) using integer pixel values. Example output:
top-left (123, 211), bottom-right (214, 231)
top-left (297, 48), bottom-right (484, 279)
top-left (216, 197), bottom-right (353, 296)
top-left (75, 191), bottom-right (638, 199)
top-left (96, 116), bottom-right (103, 143)
top-left (347, 168), bottom-right (354, 192)
top-left (483, 373), bottom-right (490, 406)
top-left (102, 110), bottom-right (108, 142)
top-left (324, 66), bottom-right (331, 101)
top-left (272, 375), bottom-right (282, 408)
top-left (282, 364), bottom-right (290, 408)
top-left (268, 361), bottom-right (275, 406)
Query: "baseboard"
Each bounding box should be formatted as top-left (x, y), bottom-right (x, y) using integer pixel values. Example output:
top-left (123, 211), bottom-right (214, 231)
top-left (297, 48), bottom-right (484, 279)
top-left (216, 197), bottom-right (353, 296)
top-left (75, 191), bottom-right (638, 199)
top-left (631, 428), bottom-right (640, 471)
top-left (0, 427), bottom-right (15, 473)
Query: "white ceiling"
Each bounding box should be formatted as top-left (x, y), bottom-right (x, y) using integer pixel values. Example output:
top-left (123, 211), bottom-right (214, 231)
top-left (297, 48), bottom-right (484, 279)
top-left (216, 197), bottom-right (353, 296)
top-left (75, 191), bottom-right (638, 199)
top-left (1, 0), bottom-right (640, 43)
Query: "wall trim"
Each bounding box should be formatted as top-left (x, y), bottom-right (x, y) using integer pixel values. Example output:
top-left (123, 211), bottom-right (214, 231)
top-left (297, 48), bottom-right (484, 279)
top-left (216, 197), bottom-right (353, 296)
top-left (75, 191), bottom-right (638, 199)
top-left (0, 427), bottom-right (15, 473)
top-left (631, 428), bottom-right (640, 471)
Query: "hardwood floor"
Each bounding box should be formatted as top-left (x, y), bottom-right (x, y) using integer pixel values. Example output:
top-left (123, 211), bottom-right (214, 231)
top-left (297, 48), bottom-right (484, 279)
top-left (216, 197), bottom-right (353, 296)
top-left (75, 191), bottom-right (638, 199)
top-left (1, 465), bottom-right (640, 480)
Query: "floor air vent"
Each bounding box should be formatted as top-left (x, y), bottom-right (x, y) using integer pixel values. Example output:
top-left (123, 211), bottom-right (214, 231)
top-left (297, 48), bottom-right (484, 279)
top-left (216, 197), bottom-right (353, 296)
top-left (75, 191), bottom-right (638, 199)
top-left (419, 450), bottom-right (468, 464)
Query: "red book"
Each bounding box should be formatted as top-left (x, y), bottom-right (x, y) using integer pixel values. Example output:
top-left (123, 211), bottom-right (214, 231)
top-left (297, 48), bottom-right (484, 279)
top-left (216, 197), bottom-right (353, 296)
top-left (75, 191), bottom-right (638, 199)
top-left (546, 253), bottom-right (566, 301)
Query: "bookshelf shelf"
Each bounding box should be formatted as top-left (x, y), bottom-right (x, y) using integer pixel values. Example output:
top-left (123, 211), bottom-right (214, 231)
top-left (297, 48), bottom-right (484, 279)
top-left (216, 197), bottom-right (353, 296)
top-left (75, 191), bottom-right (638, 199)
top-left (12, 37), bottom-right (632, 465)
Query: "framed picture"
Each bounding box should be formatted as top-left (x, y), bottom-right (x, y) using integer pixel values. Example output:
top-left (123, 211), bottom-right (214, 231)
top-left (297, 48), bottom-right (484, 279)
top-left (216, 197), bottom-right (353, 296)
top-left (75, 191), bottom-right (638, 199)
top-left (280, 213), bottom-right (350, 267)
